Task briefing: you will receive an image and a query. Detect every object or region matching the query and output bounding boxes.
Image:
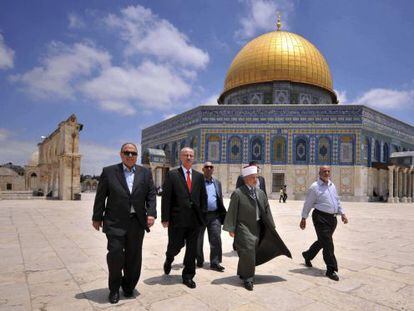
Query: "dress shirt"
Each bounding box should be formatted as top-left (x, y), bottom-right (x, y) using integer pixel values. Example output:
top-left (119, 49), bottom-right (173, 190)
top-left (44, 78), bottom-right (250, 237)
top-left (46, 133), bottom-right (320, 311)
top-left (181, 166), bottom-right (192, 181)
top-left (301, 178), bottom-right (344, 219)
top-left (205, 178), bottom-right (218, 211)
top-left (123, 164), bottom-right (136, 213)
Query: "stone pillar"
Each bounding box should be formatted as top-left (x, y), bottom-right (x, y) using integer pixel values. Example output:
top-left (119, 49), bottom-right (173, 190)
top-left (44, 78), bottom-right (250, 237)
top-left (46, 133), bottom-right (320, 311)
top-left (367, 167), bottom-right (373, 200)
top-left (402, 168), bottom-right (408, 203)
top-left (387, 165), bottom-right (394, 203)
top-left (394, 167), bottom-right (400, 203)
top-left (407, 169), bottom-right (413, 203)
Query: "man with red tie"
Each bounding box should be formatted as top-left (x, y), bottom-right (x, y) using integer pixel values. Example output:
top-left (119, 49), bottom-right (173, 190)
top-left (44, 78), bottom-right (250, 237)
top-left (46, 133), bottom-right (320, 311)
top-left (161, 147), bottom-right (207, 289)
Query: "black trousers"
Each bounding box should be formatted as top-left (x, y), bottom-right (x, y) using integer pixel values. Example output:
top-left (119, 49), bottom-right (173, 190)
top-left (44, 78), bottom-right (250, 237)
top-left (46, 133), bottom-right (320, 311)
top-left (303, 209), bottom-right (338, 272)
top-left (196, 213), bottom-right (222, 266)
top-left (166, 225), bottom-right (200, 280)
top-left (106, 216), bottom-right (145, 292)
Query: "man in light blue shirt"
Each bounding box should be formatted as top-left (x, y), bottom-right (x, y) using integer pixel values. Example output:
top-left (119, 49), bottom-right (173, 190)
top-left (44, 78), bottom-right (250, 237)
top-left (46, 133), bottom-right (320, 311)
top-left (300, 166), bottom-right (348, 281)
top-left (196, 162), bottom-right (227, 272)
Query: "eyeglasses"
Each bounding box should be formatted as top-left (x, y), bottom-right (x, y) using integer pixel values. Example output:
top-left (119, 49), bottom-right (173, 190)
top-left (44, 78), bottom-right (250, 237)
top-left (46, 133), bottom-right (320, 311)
top-left (123, 151), bottom-right (138, 157)
top-left (204, 166), bottom-right (214, 169)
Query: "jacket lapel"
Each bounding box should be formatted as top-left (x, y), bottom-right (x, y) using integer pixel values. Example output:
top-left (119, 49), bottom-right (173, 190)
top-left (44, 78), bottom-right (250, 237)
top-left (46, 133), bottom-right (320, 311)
top-left (131, 165), bottom-right (143, 194)
top-left (116, 163), bottom-right (130, 194)
top-left (178, 167), bottom-right (191, 196)
top-left (240, 185), bottom-right (256, 204)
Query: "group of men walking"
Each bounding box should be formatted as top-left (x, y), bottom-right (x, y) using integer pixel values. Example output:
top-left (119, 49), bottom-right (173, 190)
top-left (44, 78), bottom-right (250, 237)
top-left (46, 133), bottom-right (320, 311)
top-left (92, 144), bottom-right (348, 304)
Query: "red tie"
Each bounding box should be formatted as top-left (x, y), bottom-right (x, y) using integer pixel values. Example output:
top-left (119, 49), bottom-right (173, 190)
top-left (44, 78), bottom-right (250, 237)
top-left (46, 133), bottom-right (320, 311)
top-left (186, 170), bottom-right (192, 192)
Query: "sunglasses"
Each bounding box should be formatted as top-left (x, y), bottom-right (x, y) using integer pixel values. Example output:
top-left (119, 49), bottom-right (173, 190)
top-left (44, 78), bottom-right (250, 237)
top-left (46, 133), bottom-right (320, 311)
top-left (123, 151), bottom-right (138, 157)
top-left (204, 166), bottom-right (214, 169)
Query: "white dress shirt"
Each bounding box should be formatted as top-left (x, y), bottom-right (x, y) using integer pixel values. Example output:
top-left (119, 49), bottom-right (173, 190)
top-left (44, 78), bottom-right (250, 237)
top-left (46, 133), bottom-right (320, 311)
top-left (301, 178), bottom-right (344, 219)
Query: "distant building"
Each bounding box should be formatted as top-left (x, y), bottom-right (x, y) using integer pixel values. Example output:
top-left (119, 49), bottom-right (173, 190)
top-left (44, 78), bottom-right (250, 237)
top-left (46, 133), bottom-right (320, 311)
top-left (141, 19), bottom-right (414, 203)
top-left (0, 163), bottom-right (25, 191)
top-left (0, 114), bottom-right (83, 200)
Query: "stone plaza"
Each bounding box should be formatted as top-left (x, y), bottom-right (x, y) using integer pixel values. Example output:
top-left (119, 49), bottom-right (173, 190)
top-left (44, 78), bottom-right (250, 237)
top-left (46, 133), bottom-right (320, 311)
top-left (0, 194), bottom-right (413, 310)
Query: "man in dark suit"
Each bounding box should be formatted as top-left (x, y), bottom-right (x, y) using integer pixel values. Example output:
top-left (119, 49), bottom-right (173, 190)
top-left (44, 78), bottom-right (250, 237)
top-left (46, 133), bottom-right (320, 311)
top-left (196, 162), bottom-right (227, 272)
top-left (236, 160), bottom-right (267, 195)
top-left (161, 147), bottom-right (207, 289)
top-left (92, 143), bottom-right (156, 304)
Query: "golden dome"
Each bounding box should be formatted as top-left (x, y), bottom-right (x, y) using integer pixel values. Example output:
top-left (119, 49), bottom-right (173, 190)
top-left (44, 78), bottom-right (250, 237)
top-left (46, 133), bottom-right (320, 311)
top-left (222, 30), bottom-right (334, 95)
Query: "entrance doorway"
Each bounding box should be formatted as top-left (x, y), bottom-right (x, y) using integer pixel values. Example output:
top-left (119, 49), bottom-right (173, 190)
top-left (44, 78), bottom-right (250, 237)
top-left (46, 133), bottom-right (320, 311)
top-left (272, 173), bottom-right (285, 193)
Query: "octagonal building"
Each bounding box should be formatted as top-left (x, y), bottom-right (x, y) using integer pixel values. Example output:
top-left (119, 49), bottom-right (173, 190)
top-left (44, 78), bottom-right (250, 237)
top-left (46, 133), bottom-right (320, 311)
top-left (141, 23), bottom-right (414, 202)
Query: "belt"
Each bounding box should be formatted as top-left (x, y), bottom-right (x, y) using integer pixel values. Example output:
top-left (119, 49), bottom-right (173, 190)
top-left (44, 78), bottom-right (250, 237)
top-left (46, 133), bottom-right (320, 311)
top-left (314, 209), bottom-right (337, 217)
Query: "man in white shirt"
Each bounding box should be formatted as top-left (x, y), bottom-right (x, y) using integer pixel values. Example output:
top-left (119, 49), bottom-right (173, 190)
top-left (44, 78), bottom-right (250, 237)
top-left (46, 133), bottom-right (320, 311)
top-left (299, 166), bottom-right (348, 281)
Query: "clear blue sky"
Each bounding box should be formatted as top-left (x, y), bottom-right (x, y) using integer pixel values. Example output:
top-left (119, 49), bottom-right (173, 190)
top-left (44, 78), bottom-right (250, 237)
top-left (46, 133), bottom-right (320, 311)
top-left (1, 0), bottom-right (413, 174)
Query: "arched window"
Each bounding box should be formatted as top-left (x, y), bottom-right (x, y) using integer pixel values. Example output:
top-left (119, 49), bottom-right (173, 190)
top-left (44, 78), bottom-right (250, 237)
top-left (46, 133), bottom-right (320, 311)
top-left (190, 136), bottom-right (198, 160)
top-left (374, 140), bottom-right (381, 162)
top-left (250, 136), bottom-right (264, 162)
top-left (317, 137), bottom-right (331, 163)
top-left (228, 136), bottom-right (242, 163)
top-left (340, 136), bottom-right (354, 164)
top-left (171, 142), bottom-right (177, 166)
top-left (206, 135), bottom-right (220, 162)
top-left (383, 143), bottom-right (389, 163)
top-left (271, 136), bottom-right (286, 163)
top-left (365, 137), bottom-right (371, 166)
top-left (295, 137), bottom-right (308, 163)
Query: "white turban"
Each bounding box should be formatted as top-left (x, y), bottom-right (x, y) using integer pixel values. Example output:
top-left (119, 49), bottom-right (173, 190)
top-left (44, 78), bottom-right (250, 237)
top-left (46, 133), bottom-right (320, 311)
top-left (242, 165), bottom-right (257, 177)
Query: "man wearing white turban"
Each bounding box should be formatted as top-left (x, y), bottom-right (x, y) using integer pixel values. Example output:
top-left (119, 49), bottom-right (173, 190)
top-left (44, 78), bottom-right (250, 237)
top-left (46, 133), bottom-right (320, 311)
top-left (223, 165), bottom-right (291, 291)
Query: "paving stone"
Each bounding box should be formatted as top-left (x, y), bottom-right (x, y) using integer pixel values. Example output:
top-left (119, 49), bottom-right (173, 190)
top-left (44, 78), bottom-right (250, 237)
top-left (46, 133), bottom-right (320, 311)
top-left (0, 196), bottom-right (413, 310)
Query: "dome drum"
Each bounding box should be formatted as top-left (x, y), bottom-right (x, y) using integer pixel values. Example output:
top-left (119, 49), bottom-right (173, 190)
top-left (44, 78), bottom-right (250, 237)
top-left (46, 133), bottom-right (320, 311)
top-left (220, 81), bottom-right (335, 105)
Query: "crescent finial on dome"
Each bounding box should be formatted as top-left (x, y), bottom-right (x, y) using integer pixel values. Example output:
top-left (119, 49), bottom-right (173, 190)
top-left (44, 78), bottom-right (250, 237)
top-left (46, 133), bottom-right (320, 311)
top-left (276, 12), bottom-right (281, 31)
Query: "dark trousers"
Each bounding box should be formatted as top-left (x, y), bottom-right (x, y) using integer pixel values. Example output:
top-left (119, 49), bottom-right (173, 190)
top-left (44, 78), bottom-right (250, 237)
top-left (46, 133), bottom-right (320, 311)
top-left (166, 225), bottom-right (200, 280)
top-left (303, 209), bottom-right (338, 272)
top-left (196, 213), bottom-right (222, 266)
top-left (106, 216), bottom-right (145, 292)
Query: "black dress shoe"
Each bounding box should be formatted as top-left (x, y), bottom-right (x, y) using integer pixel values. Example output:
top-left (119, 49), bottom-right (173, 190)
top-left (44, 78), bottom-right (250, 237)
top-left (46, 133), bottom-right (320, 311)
top-left (182, 278), bottom-right (196, 289)
top-left (326, 271), bottom-right (339, 281)
top-left (244, 281), bottom-right (253, 291)
top-left (302, 252), bottom-right (312, 267)
top-left (122, 288), bottom-right (133, 298)
top-left (164, 259), bottom-right (172, 275)
top-left (108, 291), bottom-right (119, 304)
top-left (210, 264), bottom-right (225, 272)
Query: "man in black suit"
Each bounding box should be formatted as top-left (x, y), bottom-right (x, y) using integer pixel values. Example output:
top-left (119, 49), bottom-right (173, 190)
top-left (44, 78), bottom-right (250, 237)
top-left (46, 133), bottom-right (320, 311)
top-left (236, 160), bottom-right (267, 195)
top-left (196, 162), bottom-right (227, 272)
top-left (92, 143), bottom-right (156, 304)
top-left (161, 147), bottom-right (207, 289)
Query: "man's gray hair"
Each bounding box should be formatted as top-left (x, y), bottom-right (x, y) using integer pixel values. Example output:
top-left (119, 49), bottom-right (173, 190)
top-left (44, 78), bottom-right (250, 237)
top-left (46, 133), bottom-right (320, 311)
top-left (120, 143), bottom-right (138, 152)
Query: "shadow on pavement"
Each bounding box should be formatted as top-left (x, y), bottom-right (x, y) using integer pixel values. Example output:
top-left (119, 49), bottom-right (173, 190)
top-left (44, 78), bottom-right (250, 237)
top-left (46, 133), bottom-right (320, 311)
top-left (144, 274), bottom-right (182, 286)
top-left (289, 267), bottom-right (325, 277)
top-left (211, 274), bottom-right (286, 287)
top-left (75, 288), bottom-right (140, 304)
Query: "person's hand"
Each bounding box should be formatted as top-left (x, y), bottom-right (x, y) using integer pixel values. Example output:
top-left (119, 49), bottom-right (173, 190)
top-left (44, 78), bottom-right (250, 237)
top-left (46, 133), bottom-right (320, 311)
top-left (229, 232), bottom-right (235, 237)
top-left (299, 218), bottom-right (306, 230)
top-left (162, 221), bottom-right (169, 228)
top-left (147, 216), bottom-right (155, 228)
top-left (341, 214), bottom-right (348, 224)
top-left (92, 220), bottom-right (102, 231)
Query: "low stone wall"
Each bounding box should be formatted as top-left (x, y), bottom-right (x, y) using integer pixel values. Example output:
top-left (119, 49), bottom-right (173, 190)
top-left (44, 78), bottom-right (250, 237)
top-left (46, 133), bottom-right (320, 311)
top-left (0, 191), bottom-right (45, 200)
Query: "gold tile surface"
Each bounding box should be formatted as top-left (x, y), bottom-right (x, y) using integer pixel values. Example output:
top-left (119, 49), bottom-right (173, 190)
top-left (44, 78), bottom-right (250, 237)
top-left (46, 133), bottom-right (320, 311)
top-left (223, 31), bottom-right (333, 93)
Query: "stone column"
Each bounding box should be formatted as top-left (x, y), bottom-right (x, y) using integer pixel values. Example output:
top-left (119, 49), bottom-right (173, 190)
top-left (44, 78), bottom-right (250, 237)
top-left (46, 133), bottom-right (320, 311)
top-left (402, 168), bottom-right (408, 203)
top-left (394, 167), bottom-right (400, 203)
top-left (387, 165), bottom-right (394, 203)
top-left (407, 169), bottom-right (413, 203)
